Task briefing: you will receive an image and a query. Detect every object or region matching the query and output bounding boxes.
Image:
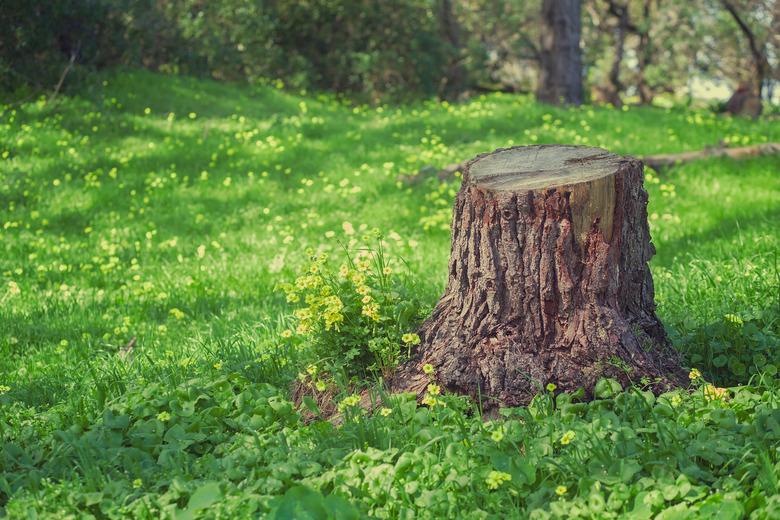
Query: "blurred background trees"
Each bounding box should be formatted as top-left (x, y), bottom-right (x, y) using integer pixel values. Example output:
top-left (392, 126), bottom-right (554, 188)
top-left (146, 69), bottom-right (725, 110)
top-left (1, 0), bottom-right (777, 106)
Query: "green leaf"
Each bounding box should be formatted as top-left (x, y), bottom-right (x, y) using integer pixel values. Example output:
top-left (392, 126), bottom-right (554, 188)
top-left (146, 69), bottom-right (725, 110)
top-left (302, 396), bottom-right (320, 415)
top-left (323, 495), bottom-right (359, 519)
top-left (712, 355), bottom-right (728, 367)
top-left (187, 482), bottom-right (222, 511)
top-left (270, 485), bottom-right (328, 520)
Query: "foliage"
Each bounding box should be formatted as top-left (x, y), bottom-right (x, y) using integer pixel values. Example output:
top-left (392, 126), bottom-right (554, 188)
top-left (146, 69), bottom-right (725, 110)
top-left (0, 70), bottom-right (779, 517)
top-left (280, 240), bottom-right (424, 379)
top-left (3, 0), bottom-right (777, 103)
top-left (1, 0), bottom-right (449, 100)
top-left (3, 369), bottom-right (780, 518)
top-left (674, 313), bottom-right (780, 387)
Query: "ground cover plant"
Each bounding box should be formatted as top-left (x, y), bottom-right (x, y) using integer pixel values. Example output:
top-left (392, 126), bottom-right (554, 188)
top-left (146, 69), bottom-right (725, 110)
top-left (1, 70), bottom-right (779, 518)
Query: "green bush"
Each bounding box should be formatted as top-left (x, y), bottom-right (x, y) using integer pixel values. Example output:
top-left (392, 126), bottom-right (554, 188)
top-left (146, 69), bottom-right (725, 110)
top-left (1, 0), bottom-right (450, 100)
top-left (280, 237), bottom-right (424, 381)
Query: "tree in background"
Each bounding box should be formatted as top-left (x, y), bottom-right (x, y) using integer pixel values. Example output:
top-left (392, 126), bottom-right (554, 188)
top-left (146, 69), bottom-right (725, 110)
top-left (585, 1), bottom-right (701, 106)
top-left (719, 0), bottom-right (775, 100)
top-left (1, 0), bottom-right (777, 107)
top-left (536, 0), bottom-right (584, 105)
top-left (456, 0), bottom-right (542, 93)
top-left (437, 0), bottom-right (468, 99)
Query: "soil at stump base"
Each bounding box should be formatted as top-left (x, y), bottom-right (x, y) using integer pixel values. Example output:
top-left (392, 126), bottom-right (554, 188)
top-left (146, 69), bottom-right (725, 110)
top-left (389, 145), bottom-right (686, 408)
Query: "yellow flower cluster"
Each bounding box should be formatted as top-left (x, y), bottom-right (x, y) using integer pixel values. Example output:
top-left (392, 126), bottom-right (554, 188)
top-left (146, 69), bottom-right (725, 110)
top-left (402, 333), bottom-right (420, 345)
top-left (361, 301), bottom-right (380, 322)
top-left (285, 265), bottom-right (345, 334)
top-left (283, 249), bottom-right (391, 335)
top-left (420, 365), bottom-right (443, 407)
top-left (485, 470), bottom-right (511, 490)
top-left (348, 256), bottom-right (382, 322)
top-left (560, 430), bottom-right (576, 445)
top-left (338, 394), bottom-right (361, 412)
top-left (703, 384), bottom-right (728, 402)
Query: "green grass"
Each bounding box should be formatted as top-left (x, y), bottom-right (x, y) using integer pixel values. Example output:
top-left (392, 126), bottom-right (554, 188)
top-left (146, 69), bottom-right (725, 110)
top-left (1, 69), bottom-right (779, 518)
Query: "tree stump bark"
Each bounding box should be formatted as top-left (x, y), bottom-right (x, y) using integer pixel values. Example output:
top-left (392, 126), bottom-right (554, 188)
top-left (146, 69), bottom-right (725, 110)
top-left (390, 145), bottom-right (685, 408)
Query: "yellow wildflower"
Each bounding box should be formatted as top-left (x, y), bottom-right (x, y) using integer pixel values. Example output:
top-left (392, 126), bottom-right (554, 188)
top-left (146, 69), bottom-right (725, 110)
top-left (169, 308), bottom-right (185, 320)
top-left (157, 411), bottom-right (171, 422)
top-left (485, 470), bottom-right (511, 490)
top-left (560, 430), bottom-right (576, 445)
top-left (402, 333), bottom-right (421, 345)
top-left (338, 394), bottom-right (361, 412)
top-left (380, 407), bottom-right (392, 417)
top-left (703, 384), bottom-right (728, 401)
top-left (427, 383), bottom-right (441, 396)
top-left (362, 302), bottom-right (380, 321)
top-left (689, 368), bottom-right (702, 381)
top-left (422, 363), bottom-right (435, 375)
top-left (421, 394), bottom-right (438, 407)
top-left (556, 485), bottom-right (567, 496)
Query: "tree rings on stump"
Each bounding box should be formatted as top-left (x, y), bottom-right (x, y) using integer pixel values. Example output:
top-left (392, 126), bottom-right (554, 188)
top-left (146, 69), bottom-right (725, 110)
top-left (389, 145), bottom-right (685, 408)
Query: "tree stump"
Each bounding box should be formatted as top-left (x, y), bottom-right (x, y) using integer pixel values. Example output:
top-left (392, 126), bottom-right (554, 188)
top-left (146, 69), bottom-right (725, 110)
top-left (390, 145), bottom-right (685, 408)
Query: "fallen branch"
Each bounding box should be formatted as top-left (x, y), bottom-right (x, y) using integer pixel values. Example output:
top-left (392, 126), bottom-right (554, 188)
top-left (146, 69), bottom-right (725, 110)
top-left (642, 142), bottom-right (780, 170)
top-left (400, 159), bottom-right (470, 185)
top-left (403, 142), bottom-right (780, 184)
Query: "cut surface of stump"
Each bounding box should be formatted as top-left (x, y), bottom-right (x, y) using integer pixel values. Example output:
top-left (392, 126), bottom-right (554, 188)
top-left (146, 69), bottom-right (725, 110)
top-left (389, 145), bottom-right (685, 408)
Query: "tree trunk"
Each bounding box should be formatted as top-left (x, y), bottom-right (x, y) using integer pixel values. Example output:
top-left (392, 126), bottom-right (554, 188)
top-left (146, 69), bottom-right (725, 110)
top-left (437, 0), bottom-right (467, 100)
top-left (390, 145), bottom-right (685, 409)
top-left (721, 0), bottom-right (768, 99)
top-left (537, 0), bottom-right (584, 105)
top-left (607, 1), bottom-right (628, 107)
top-left (636, 0), bottom-right (655, 104)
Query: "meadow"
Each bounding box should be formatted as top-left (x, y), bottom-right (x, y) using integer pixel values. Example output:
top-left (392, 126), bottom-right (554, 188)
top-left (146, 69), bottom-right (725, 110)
top-left (1, 69), bottom-right (779, 518)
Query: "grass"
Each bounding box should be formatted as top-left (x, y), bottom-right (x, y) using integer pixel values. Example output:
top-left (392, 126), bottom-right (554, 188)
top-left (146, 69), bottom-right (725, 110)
top-left (1, 69), bottom-right (779, 518)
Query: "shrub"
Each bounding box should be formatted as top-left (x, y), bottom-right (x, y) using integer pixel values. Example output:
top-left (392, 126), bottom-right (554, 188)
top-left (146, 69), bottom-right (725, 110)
top-left (280, 235), bottom-right (424, 381)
